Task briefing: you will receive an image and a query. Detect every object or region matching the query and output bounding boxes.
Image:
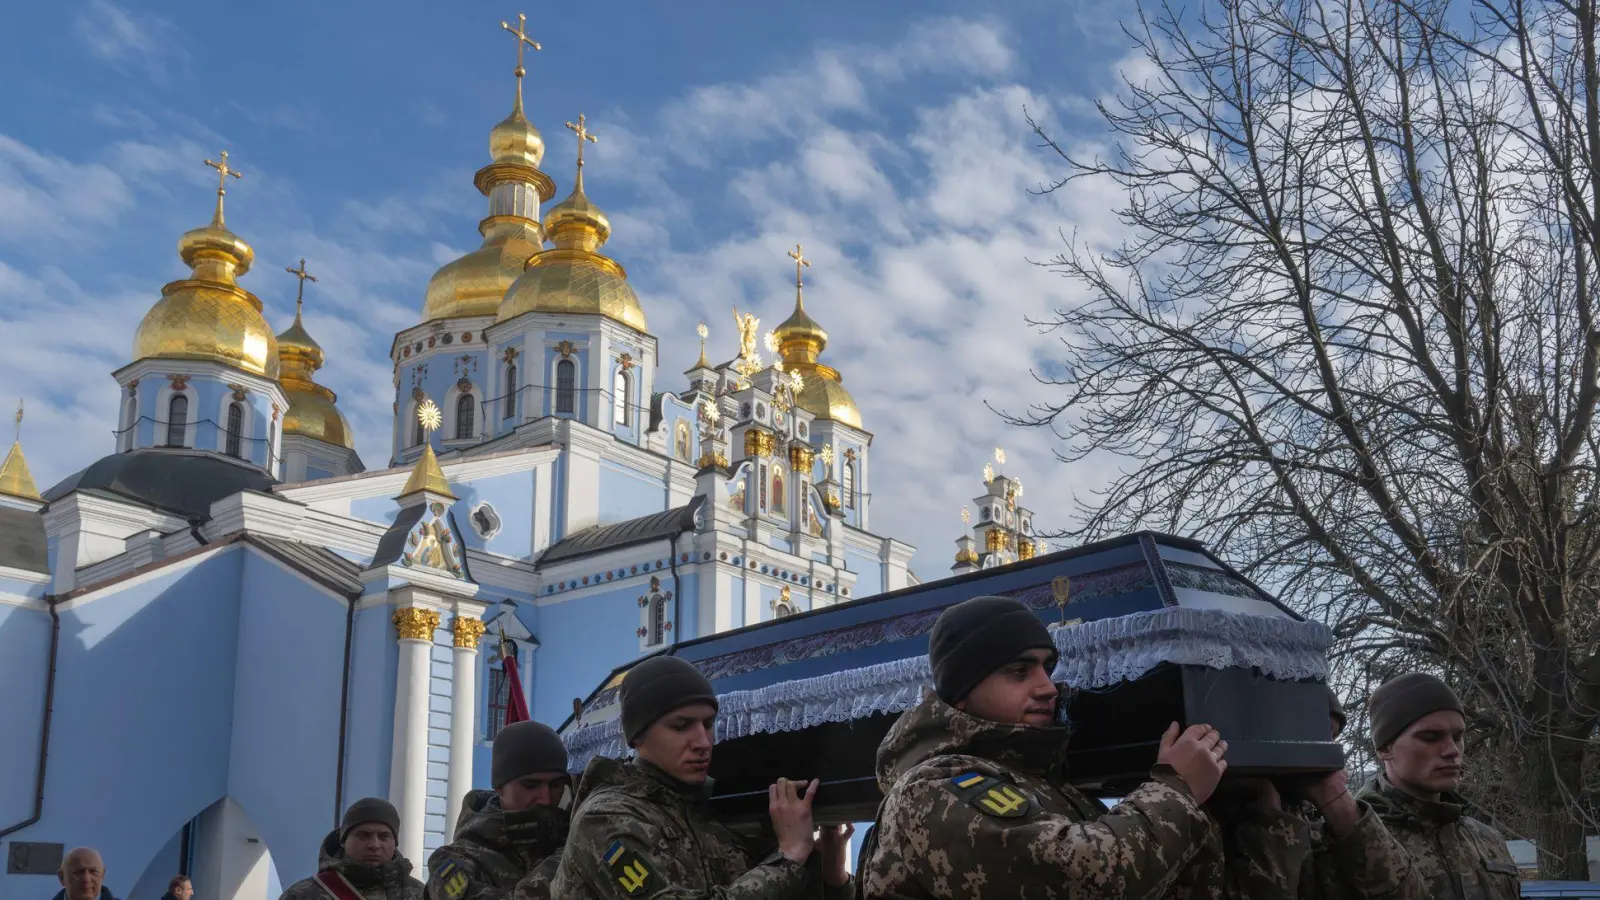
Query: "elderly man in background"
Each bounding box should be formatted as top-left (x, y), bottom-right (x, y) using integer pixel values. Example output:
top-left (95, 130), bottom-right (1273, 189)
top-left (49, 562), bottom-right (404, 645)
top-left (55, 848), bottom-right (117, 900)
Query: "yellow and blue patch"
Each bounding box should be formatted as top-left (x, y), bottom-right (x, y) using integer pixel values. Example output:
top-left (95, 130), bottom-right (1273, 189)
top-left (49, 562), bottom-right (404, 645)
top-left (433, 859), bottom-right (469, 900)
top-left (604, 840), bottom-right (657, 896)
top-left (946, 772), bottom-right (1032, 819)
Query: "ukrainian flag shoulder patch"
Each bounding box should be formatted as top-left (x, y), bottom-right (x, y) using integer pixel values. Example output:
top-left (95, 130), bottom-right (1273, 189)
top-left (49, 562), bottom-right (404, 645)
top-left (433, 858), bottom-right (469, 900)
top-left (603, 840), bottom-right (657, 896)
top-left (945, 771), bottom-right (1032, 819)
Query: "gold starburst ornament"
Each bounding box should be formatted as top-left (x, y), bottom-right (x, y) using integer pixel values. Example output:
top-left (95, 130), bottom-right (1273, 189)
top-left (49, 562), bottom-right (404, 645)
top-left (417, 399), bottom-right (443, 433)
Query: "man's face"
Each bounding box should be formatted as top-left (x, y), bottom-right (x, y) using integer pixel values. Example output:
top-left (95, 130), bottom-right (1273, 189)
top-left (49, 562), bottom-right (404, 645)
top-left (60, 850), bottom-right (104, 900)
top-left (498, 772), bottom-right (570, 811)
top-left (342, 824), bottom-right (396, 868)
top-left (956, 648), bottom-right (1060, 729)
top-left (634, 702), bottom-right (717, 785)
top-left (174, 880), bottom-right (193, 900)
top-left (1380, 709), bottom-right (1467, 795)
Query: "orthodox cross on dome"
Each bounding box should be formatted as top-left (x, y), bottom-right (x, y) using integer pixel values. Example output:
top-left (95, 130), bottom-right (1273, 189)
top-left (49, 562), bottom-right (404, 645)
top-left (12, 399), bottom-right (22, 443)
top-left (565, 113), bottom-right (598, 171)
top-left (284, 257), bottom-right (318, 316)
top-left (204, 150), bottom-right (243, 226)
top-left (788, 243), bottom-right (810, 293)
top-left (500, 12), bottom-right (541, 109)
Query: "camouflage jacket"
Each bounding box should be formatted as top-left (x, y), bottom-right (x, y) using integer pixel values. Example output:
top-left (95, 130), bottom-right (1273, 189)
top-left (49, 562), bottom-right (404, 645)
top-left (1353, 775), bottom-right (1519, 900)
top-left (1282, 797), bottom-right (1430, 900)
top-left (550, 756), bottom-right (816, 900)
top-left (279, 829), bottom-right (426, 900)
top-left (858, 689), bottom-right (1305, 900)
top-left (426, 790), bottom-right (568, 900)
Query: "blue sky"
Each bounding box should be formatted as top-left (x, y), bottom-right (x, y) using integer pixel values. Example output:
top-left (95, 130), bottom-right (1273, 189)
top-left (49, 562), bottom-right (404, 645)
top-left (0, 0), bottom-right (1141, 575)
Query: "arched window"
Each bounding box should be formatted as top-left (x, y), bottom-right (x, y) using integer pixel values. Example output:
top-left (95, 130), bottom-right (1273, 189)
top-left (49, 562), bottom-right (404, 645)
top-left (485, 643), bottom-right (515, 739)
top-left (166, 395), bottom-right (188, 447)
top-left (613, 368), bottom-right (630, 426)
top-left (843, 460), bottom-right (856, 510)
top-left (503, 363), bottom-right (517, 420)
top-left (771, 466), bottom-right (785, 513)
top-left (224, 402), bottom-right (244, 457)
top-left (555, 360), bottom-right (576, 414)
top-left (675, 421), bottom-right (691, 462)
top-left (123, 394), bottom-right (137, 450)
top-left (649, 593), bottom-right (667, 645)
top-left (456, 394), bottom-right (475, 441)
top-left (413, 408), bottom-right (425, 448)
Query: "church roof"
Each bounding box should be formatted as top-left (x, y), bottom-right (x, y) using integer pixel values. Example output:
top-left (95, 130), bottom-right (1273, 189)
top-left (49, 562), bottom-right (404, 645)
top-left (0, 505), bottom-right (48, 574)
top-left (371, 504), bottom-right (428, 569)
top-left (538, 495), bottom-right (704, 568)
top-left (44, 449), bottom-right (277, 519)
top-left (249, 534), bottom-right (363, 595)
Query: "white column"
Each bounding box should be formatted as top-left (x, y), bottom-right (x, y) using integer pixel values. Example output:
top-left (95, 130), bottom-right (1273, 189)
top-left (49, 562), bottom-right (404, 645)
top-left (389, 607), bottom-right (439, 868)
top-left (446, 616), bottom-right (484, 840)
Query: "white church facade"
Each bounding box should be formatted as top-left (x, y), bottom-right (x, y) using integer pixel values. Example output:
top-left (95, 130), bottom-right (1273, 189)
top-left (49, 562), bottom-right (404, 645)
top-left (0, 40), bottom-right (916, 900)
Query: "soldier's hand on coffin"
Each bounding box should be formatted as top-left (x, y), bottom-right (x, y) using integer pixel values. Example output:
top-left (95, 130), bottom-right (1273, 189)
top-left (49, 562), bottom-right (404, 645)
top-left (816, 824), bottom-right (854, 889)
top-left (1156, 722), bottom-right (1228, 804)
top-left (768, 777), bottom-right (819, 864)
top-left (1303, 768), bottom-right (1362, 838)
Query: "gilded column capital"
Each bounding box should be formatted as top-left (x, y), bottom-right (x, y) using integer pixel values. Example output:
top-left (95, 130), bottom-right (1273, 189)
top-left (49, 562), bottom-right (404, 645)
top-left (452, 616), bottom-right (486, 649)
top-left (393, 607), bottom-right (441, 642)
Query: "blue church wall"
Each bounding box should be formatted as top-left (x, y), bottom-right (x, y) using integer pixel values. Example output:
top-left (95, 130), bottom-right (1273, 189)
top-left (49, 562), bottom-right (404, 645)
top-left (551, 452), bottom-right (569, 543)
top-left (128, 377), bottom-right (277, 470)
top-left (394, 350), bottom-right (487, 462)
top-left (0, 552), bottom-right (246, 900)
top-left (598, 461), bottom-right (663, 526)
top-left (843, 549), bottom-right (884, 596)
top-left (529, 584), bottom-right (644, 725)
top-left (452, 471), bottom-right (534, 558)
top-left (0, 602), bottom-right (51, 835)
top-left (607, 346), bottom-right (644, 447)
top-left (672, 570), bottom-right (702, 641)
top-left (339, 604), bottom-right (400, 814)
top-left (225, 552), bottom-right (351, 886)
top-left (729, 572), bottom-right (747, 630)
top-left (350, 496), bottom-right (404, 531)
top-left (127, 827), bottom-right (185, 900)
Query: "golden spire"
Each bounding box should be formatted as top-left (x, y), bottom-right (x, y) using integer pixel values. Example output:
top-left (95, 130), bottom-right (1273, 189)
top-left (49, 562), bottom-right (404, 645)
top-left (789, 244), bottom-right (811, 305)
top-left (278, 257), bottom-right (326, 382)
top-left (500, 12), bottom-right (542, 118)
top-left (0, 400), bottom-right (41, 502)
top-left (693, 322), bottom-right (711, 370)
top-left (204, 150), bottom-right (243, 228)
top-left (400, 399), bottom-right (456, 500)
top-left (565, 113), bottom-right (598, 192)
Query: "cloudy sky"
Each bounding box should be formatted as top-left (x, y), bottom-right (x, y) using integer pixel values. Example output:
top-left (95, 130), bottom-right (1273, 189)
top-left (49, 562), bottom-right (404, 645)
top-left (0, 0), bottom-right (1139, 576)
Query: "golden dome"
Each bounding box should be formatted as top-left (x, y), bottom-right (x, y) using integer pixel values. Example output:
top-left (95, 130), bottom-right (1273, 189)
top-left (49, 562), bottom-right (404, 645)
top-left (490, 108), bottom-right (544, 168)
top-left (498, 156), bottom-right (646, 332)
top-left (796, 365), bottom-right (863, 430)
top-left (277, 302), bottom-right (353, 449)
top-left (133, 219), bottom-right (278, 379)
top-left (422, 223), bottom-right (544, 321)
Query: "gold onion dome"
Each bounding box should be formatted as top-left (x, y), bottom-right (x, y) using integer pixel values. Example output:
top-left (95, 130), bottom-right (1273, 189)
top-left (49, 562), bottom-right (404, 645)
top-left (277, 263), bottom-right (354, 450)
top-left (498, 115), bottom-right (648, 332)
top-left (421, 36), bottom-right (555, 323)
top-left (132, 152), bottom-right (279, 378)
top-left (773, 245), bottom-right (862, 430)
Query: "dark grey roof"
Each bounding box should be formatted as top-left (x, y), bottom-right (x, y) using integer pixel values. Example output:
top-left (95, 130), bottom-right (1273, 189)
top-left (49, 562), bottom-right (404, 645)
top-left (538, 495), bottom-right (704, 568)
top-left (0, 505), bottom-right (48, 574)
top-left (372, 504), bottom-right (427, 569)
top-left (44, 449), bottom-right (276, 519)
top-left (247, 535), bottom-right (364, 595)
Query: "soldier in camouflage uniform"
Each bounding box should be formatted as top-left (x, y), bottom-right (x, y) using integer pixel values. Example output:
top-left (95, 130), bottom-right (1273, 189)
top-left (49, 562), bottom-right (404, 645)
top-left (1215, 685), bottom-right (1431, 899)
top-left (1350, 673), bottom-right (1519, 900)
top-left (860, 595), bottom-right (1301, 900)
top-left (426, 721), bottom-right (571, 900)
top-left (552, 655), bottom-right (852, 899)
top-left (280, 799), bottom-right (425, 900)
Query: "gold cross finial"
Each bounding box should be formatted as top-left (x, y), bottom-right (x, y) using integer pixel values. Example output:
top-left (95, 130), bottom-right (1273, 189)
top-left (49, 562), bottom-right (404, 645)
top-left (565, 113), bottom-right (598, 176)
top-left (500, 13), bottom-right (541, 113)
top-left (204, 150), bottom-right (243, 226)
top-left (12, 399), bottom-right (21, 443)
top-left (284, 257), bottom-right (318, 316)
top-left (788, 243), bottom-right (810, 290)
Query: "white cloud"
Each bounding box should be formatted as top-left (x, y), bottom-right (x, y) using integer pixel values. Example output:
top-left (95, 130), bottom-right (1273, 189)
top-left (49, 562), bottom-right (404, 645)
top-left (0, 136), bottom-right (135, 239)
top-left (72, 0), bottom-right (188, 83)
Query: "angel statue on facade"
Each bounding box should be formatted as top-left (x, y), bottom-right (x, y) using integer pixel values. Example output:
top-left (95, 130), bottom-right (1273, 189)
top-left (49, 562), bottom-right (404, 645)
top-left (732, 306), bottom-right (761, 361)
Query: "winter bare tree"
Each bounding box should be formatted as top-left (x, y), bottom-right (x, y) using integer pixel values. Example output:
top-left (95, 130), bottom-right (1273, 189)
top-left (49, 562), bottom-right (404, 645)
top-left (1024, 0), bottom-right (1600, 877)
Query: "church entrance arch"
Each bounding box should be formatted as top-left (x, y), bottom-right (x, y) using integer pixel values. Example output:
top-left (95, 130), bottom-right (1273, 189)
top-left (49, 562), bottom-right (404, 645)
top-left (127, 798), bottom-right (283, 900)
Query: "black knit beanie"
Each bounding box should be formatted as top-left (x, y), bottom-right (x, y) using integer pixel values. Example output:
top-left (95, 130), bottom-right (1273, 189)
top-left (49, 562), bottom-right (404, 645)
top-left (621, 656), bottom-right (718, 745)
top-left (929, 596), bottom-right (1056, 705)
top-left (340, 797), bottom-right (400, 842)
top-left (1325, 683), bottom-right (1347, 736)
top-left (492, 720), bottom-right (570, 788)
top-left (1369, 673), bottom-right (1463, 750)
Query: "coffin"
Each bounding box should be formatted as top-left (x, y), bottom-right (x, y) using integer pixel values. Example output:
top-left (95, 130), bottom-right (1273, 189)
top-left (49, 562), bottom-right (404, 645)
top-left (558, 531), bottom-right (1342, 825)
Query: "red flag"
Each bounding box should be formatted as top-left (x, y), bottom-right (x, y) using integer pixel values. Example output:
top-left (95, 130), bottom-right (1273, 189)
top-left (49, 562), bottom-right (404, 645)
top-left (501, 636), bottom-right (530, 725)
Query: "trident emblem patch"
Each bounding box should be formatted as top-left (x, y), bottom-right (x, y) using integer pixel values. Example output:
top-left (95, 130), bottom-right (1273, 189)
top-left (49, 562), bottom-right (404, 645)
top-left (604, 840), bottom-right (656, 895)
top-left (948, 772), bottom-right (1033, 819)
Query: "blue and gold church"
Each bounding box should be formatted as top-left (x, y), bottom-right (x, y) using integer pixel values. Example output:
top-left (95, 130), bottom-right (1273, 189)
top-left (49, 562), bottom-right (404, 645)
top-left (0, 22), bottom-right (922, 900)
